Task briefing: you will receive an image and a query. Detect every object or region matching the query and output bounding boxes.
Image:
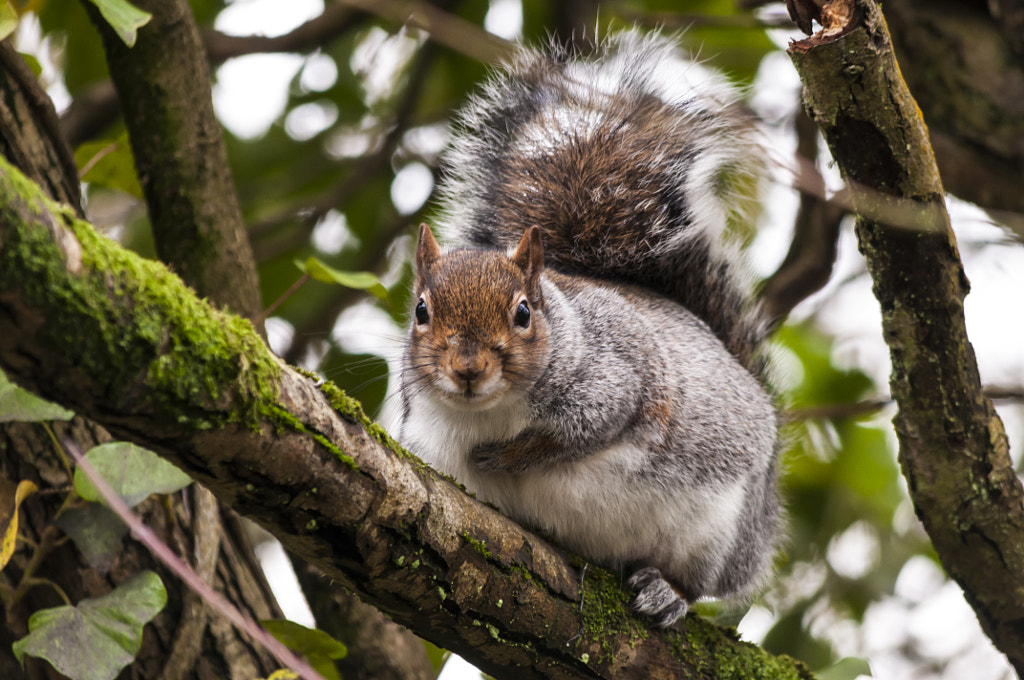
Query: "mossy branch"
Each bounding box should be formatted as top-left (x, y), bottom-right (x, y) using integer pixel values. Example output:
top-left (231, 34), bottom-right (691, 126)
top-left (83, 0), bottom-right (263, 322)
top-left (0, 156), bottom-right (812, 679)
top-left (787, 0), bottom-right (1024, 674)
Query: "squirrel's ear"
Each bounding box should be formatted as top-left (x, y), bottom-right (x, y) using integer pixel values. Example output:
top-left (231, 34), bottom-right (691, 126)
top-left (512, 225), bottom-right (544, 274)
top-left (512, 225), bottom-right (544, 295)
top-left (416, 223), bottom-right (442, 273)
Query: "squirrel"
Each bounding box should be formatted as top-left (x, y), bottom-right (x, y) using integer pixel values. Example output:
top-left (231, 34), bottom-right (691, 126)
top-left (394, 30), bottom-right (780, 627)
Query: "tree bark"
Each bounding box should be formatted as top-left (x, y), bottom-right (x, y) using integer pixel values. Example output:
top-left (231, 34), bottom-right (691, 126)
top-left (290, 557), bottom-right (435, 680)
top-left (77, 1), bottom-right (440, 676)
top-left (83, 0), bottom-right (263, 324)
top-left (0, 154), bottom-right (816, 680)
top-left (788, 0), bottom-right (1024, 673)
top-left (0, 40), bottom-right (282, 680)
top-left (0, 42), bottom-right (81, 213)
top-left (883, 0), bottom-right (1024, 236)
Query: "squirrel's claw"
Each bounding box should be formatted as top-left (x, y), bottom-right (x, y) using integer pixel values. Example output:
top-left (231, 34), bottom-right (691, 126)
top-left (628, 566), bottom-right (689, 627)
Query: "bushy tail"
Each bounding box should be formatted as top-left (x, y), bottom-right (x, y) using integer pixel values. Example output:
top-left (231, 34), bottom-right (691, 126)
top-left (434, 30), bottom-right (768, 372)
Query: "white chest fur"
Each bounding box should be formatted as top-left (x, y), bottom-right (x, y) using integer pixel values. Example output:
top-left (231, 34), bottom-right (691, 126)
top-left (399, 392), bottom-right (747, 581)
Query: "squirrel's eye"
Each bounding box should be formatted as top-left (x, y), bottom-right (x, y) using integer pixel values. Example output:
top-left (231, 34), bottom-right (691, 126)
top-left (415, 298), bottom-right (429, 325)
top-left (513, 300), bottom-right (531, 328)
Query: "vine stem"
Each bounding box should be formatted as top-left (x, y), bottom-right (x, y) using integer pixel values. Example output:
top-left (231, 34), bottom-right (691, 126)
top-left (63, 437), bottom-right (327, 680)
top-left (254, 272), bottom-right (310, 327)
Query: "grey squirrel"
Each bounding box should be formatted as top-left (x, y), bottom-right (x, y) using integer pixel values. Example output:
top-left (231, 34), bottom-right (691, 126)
top-left (395, 31), bottom-right (780, 627)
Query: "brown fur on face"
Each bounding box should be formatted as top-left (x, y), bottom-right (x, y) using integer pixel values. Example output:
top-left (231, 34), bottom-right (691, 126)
top-left (409, 226), bottom-right (550, 403)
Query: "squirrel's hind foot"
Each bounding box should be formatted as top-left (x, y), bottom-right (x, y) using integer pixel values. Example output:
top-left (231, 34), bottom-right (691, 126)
top-left (627, 567), bottom-right (688, 627)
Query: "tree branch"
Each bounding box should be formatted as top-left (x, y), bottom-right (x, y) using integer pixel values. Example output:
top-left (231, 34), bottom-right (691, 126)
top-left (84, 0), bottom-right (264, 324)
top-left (0, 43), bottom-right (81, 212)
top-left (84, 3), bottom-right (437, 676)
top-left (201, 4), bottom-right (364, 64)
top-left (0, 155), bottom-right (816, 680)
top-left (59, 5), bottom-right (369, 148)
top-left (882, 0), bottom-right (1024, 237)
top-left (0, 26), bottom-right (284, 680)
top-left (339, 0), bottom-right (513, 63)
top-left (760, 108), bottom-right (846, 326)
top-left (788, 0), bottom-right (1024, 673)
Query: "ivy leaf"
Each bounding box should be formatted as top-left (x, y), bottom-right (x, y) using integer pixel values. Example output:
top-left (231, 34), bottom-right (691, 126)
top-left (0, 370), bottom-right (73, 423)
top-left (86, 0), bottom-right (152, 47)
top-left (75, 134), bottom-right (144, 199)
top-left (0, 479), bottom-right (38, 571)
top-left (0, 1), bottom-right (18, 42)
top-left (298, 256), bottom-right (389, 302)
top-left (422, 640), bottom-right (449, 672)
top-left (74, 442), bottom-right (192, 508)
top-left (261, 619), bottom-right (347, 680)
top-left (55, 504), bottom-right (129, 573)
top-left (12, 571), bottom-right (167, 680)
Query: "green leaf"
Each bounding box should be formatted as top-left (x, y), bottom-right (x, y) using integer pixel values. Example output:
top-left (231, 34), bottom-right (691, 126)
top-left (19, 52), bottom-right (42, 77)
top-left (54, 504), bottom-right (129, 572)
top-left (0, 369), bottom-right (73, 423)
top-left (38, 0), bottom-right (109, 95)
top-left (0, 1), bottom-right (18, 42)
top-left (422, 640), bottom-right (449, 672)
top-left (261, 619), bottom-right (347, 680)
top-left (74, 442), bottom-right (192, 508)
top-left (86, 0), bottom-right (152, 47)
top-left (12, 571), bottom-right (167, 680)
top-left (298, 256), bottom-right (389, 302)
top-left (75, 134), bottom-right (144, 199)
top-left (816, 656), bottom-right (873, 680)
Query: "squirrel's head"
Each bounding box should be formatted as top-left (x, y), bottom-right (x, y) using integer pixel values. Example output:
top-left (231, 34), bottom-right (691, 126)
top-left (407, 223), bottom-right (549, 410)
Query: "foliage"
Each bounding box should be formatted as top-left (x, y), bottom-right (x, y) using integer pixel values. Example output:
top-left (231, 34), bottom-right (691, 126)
top-left (85, 0), bottom-right (151, 47)
top-left (0, 376), bottom-right (181, 676)
top-left (0, 479), bottom-right (37, 571)
top-left (262, 619), bottom-right (348, 680)
top-left (72, 441), bottom-right (193, 507)
top-left (11, 570), bottom-right (166, 680)
top-left (0, 369), bottom-right (73, 423)
top-left (0, 0), bottom-right (1019, 679)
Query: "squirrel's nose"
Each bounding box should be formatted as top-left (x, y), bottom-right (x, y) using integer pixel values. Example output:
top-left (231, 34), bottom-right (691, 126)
top-left (451, 352), bottom-right (489, 385)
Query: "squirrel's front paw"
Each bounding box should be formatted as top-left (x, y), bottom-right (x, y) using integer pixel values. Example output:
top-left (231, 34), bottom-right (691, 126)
top-left (470, 441), bottom-right (506, 471)
top-left (471, 432), bottom-right (556, 472)
top-left (628, 567), bottom-right (688, 627)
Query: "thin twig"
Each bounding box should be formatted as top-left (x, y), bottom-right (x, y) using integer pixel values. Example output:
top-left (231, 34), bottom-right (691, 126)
top-left (339, 0), bottom-right (513, 63)
top-left (63, 438), bottom-right (328, 680)
top-left (254, 272), bottom-right (311, 327)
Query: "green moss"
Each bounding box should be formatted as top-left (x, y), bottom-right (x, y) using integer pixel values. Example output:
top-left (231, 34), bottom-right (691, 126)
top-left (268, 405), bottom-right (359, 471)
top-left (665, 619), bottom-right (814, 680)
top-left (307, 368), bottom-right (447, 478)
top-left (576, 565), bottom-right (648, 664)
top-left (0, 156), bottom-right (385, 480)
top-left (461, 532), bottom-right (494, 560)
top-left (0, 157), bottom-right (282, 432)
top-left (0, 157), bottom-right (366, 476)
